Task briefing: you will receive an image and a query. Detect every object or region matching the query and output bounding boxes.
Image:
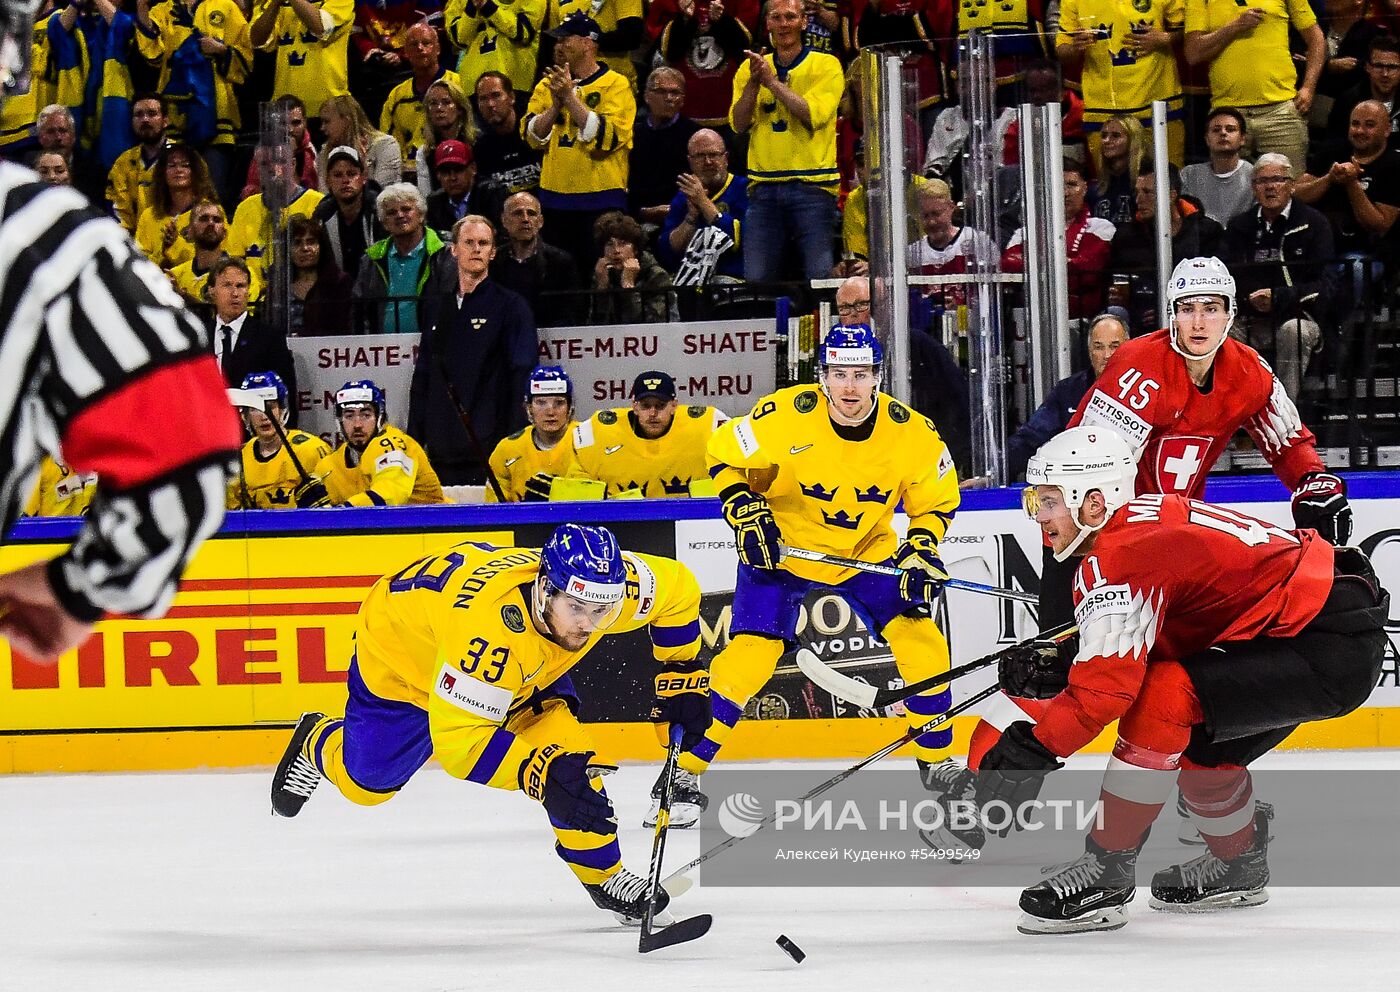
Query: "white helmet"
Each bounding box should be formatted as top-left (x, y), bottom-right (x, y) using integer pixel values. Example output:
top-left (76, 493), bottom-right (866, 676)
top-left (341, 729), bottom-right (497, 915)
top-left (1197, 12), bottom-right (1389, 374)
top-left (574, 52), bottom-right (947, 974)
top-left (1167, 256), bottom-right (1235, 360)
top-left (1024, 427), bottom-right (1138, 561)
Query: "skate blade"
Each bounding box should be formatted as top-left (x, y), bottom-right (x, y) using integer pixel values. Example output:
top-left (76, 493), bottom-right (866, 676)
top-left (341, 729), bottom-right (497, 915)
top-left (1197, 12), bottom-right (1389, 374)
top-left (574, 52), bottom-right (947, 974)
top-left (615, 907), bottom-right (675, 928)
top-left (916, 827), bottom-right (979, 864)
top-left (642, 802), bottom-right (703, 830)
top-left (1017, 905), bottom-right (1130, 935)
top-left (1149, 889), bottom-right (1269, 913)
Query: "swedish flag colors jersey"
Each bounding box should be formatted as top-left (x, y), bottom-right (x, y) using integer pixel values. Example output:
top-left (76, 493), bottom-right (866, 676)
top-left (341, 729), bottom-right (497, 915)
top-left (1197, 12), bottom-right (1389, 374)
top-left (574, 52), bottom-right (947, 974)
top-left (487, 423), bottom-right (580, 502)
top-left (315, 425), bottom-right (446, 507)
top-left (226, 187), bottom-right (324, 264)
top-left (24, 457), bottom-right (96, 517)
top-left (107, 145), bottom-right (159, 234)
top-left (708, 387), bottom-right (961, 585)
top-left (1056, 0), bottom-right (1183, 120)
top-left (523, 63), bottom-right (634, 210)
top-left (0, 21), bottom-right (51, 158)
top-left (135, 205), bottom-right (195, 270)
top-left (730, 47), bottom-right (843, 190)
top-left (572, 406), bottom-right (727, 498)
top-left (252, 0), bottom-right (355, 117)
top-left (380, 69), bottom-right (461, 175)
top-left (548, 0), bottom-right (644, 89)
top-left (353, 543), bottom-right (702, 786)
top-left (447, 0), bottom-right (545, 94)
top-left (135, 0), bottom-right (252, 147)
top-left (230, 431), bottom-right (332, 509)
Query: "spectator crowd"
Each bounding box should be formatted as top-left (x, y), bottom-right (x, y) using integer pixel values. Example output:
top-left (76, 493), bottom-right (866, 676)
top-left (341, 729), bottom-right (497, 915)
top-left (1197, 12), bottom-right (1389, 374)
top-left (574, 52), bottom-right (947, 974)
top-left (6, 0), bottom-right (1396, 509)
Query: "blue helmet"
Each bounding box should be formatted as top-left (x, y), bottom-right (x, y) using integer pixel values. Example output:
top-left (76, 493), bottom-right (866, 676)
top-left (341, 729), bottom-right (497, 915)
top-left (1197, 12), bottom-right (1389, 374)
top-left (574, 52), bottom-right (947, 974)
top-left (336, 379), bottom-right (386, 428)
top-left (538, 524), bottom-right (627, 621)
top-left (241, 371), bottom-right (289, 420)
top-left (819, 323), bottom-right (884, 370)
top-left (526, 365), bottom-right (573, 404)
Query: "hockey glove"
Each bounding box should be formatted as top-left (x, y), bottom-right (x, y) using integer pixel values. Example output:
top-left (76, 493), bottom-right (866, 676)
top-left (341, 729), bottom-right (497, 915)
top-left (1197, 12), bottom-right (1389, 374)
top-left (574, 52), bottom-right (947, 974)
top-left (649, 660), bottom-right (712, 751)
top-left (520, 744), bottom-right (618, 834)
top-left (997, 634), bottom-right (1078, 700)
top-left (294, 479), bottom-right (331, 509)
top-left (523, 472), bottom-right (556, 502)
top-left (1292, 472), bottom-right (1352, 546)
top-left (894, 530), bottom-right (949, 603)
top-left (974, 722), bottom-right (1064, 834)
top-left (721, 486), bottom-right (782, 570)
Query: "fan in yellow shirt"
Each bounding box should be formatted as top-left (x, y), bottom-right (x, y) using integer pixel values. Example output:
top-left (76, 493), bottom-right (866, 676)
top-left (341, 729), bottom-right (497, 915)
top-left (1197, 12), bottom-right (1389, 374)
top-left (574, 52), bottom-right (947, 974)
top-left (314, 379), bottom-right (446, 506)
top-left (268, 524), bottom-right (706, 927)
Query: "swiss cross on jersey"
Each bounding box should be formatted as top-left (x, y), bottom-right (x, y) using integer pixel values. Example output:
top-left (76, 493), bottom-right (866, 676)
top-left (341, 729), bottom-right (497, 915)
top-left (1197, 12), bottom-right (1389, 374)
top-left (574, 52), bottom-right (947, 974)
top-left (1153, 436), bottom-right (1211, 495)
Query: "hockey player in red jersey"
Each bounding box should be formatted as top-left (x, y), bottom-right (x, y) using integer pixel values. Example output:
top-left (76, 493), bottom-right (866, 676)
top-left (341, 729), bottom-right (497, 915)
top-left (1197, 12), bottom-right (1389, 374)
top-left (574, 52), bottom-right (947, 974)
top-left (925, 257), bottom-right (1353, 828)
top-left (975, 428), bottom-right (1386, 934)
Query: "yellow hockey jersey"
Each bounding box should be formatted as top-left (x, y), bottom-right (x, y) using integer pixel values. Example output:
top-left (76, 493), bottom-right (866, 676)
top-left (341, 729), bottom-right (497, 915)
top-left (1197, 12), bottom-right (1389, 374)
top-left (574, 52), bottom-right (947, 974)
top-left (731, 48), bottom-right (843, 190)
top-left (0, 22), bottom-right (50, 157)
top-left (251, 0), bottom-right (355, 119)
top-left (572, 406), bottom-right (726, 498)
top-left (229, 431), bottom-right (333, 509)
top-left (447, 0), bottom-right (545, 94)
top-left (380, 69), bottom-right (461, 175)
top-left (24, 457), bottom-right (96, 517)
top-left (707, 387), bottom-right (960, 585)
top-left (523, 62), bottom-right (634, 208)
top-left (134, 205), bottom-right (196, 270)
top-left (354, 543), bottom-right (701, 786)
top-left (486, 422), bottom-right (580, 502)
top-left (135, 0), bottom-right (252, 147)
top-left (315, 425), bottom-right (446, 507)
top-left (226, 187), bottom-right (324, 265)
top-left (107, 145), bottom-right (160, 234)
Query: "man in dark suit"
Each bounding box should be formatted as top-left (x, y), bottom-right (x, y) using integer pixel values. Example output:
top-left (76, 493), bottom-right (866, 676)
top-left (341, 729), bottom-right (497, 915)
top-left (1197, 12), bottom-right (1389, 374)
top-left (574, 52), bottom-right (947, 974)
top-left (409, 215), bottom-right (538, 486)
top-left (209, 257), bottom-right (298, 420)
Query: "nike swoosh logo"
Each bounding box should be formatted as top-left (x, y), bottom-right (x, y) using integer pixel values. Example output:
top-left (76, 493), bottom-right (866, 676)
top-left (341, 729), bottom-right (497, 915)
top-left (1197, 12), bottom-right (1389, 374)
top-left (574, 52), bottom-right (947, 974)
top-left (523, 660), bottom-right (545, 681)
top-left (605, 445), bottom-right (623, 454)
top-left (504, 457), bottom-right (521, 467)
top-left (790, 444), bottom-right (813, 454)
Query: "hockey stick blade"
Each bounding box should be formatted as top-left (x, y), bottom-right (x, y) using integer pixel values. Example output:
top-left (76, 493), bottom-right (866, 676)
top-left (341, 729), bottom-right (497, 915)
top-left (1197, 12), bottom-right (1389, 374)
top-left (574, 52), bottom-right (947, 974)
top-left (797, 622), bottom-right (1079, 709)
top-left (639, 912), bottom-right (714, 952)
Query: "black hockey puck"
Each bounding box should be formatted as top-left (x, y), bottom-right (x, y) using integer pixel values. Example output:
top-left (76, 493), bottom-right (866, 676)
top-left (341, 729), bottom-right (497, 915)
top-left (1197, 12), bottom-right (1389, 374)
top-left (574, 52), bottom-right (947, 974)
top-left (775, 934), bottom-right (806, 963)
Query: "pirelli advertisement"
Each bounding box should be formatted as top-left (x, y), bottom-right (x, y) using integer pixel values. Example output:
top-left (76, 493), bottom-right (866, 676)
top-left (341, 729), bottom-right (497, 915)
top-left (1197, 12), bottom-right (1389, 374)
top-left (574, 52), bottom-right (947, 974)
top-left (2, 485), bottom-right (1398, 769)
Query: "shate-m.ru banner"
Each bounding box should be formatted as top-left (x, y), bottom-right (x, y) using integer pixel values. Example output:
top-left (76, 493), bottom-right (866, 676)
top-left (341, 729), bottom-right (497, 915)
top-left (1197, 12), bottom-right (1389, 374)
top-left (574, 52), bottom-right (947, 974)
top-left (696, 769), bottom-right (1400, 887)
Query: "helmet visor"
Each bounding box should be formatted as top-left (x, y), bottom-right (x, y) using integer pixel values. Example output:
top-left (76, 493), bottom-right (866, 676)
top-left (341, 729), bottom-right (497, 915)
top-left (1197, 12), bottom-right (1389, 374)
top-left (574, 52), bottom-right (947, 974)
top-left (1021, 485), bottom-right (1042, 519)
top-left (538, 576), bottom-right (627, 635)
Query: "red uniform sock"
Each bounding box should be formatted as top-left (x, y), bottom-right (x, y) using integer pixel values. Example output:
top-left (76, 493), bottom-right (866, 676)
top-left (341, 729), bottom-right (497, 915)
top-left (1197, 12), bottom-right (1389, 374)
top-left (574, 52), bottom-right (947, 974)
top-left (1179, 757), bottom-right (1257, 861)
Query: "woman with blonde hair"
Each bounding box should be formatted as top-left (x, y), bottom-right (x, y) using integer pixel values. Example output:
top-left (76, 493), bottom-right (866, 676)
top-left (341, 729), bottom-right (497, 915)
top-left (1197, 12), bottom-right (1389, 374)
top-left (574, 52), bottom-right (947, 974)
top-left (414, 78), bottom-right (478, 198)
top-left (135, 143), bottom-right (218, 272)
top-left (317, 94), bottom-right (402, 191)
top-left (1091, 114), bottom-right (1145, 226)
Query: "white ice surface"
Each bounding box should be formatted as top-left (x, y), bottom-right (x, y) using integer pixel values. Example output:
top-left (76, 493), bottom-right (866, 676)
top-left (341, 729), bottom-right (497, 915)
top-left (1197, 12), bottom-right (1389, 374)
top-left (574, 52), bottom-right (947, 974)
top-left (1, 751), bottom-right (1397, 992)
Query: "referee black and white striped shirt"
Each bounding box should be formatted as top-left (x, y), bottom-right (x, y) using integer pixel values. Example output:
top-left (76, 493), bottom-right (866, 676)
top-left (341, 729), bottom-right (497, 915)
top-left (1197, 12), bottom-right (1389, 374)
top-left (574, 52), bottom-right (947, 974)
top-left (0, 163), bottom-right (241, 623)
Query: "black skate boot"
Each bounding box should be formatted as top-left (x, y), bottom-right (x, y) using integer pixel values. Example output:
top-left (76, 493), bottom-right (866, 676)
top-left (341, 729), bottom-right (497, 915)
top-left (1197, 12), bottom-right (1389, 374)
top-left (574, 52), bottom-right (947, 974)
top-left (1018, 838), bottom-right (1139, 935)
top-left (270, 712), bottom-right (329, 817)
top-left (915, 758), bottom-right (985, 860)
top-left (585, 868), bottom-right (675, 926)
top-left (1150, 805), bottom-right (1271, 912)
top-left (642, 766), bottom-right (707, 829)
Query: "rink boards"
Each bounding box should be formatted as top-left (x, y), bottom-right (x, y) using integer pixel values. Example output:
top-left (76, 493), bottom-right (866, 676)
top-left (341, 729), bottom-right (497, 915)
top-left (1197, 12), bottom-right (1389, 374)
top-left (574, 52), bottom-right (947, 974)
top-left (2, 473), bottom-right (1398, 773)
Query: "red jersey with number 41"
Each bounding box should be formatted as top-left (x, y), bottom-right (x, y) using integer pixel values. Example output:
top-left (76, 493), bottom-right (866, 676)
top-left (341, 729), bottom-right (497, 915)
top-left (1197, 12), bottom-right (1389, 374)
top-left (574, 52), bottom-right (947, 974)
top-left (1032, 493), bottom-right (1336, 757)
top-left (1066, 330), bottom-right (1324, 499)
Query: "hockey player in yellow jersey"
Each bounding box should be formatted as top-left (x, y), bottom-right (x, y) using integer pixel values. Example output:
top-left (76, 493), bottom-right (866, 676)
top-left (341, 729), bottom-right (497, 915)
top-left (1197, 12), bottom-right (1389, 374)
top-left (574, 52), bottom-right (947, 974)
top-left (572, 371), bottom-right (726, 498)
top-left (314, 380), bottom-right (446, 507)
top-left (23, 457), bottom-right (96, 517)
top-left (487, 365), bottom-right (598, 501)
top-left (644, 324), bottom-right (961, 827)
top-left (270, 524), bottom-right (710, 927)
top-left (228, 372), bottom-right (332, 510)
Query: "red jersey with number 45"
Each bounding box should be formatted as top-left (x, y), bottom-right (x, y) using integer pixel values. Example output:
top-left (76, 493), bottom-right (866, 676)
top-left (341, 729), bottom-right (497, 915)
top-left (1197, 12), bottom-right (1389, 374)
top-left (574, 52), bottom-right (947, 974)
top-left (1032, 493), bottom-right (1336, 757)
top-left (1066, 330), bottom-right (1324, 498)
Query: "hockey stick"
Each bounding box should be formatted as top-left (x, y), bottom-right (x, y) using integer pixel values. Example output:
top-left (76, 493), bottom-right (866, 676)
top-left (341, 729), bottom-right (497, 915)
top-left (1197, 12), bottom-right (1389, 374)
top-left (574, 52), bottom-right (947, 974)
top-left (660, 683), bottom-right (1002, 897)
top-left (430, 345), bottom-right (508, 503)
top-left (796, 621), bottom-right (1079, 710)
top-left (640, 727), bottom-right (713, 952)
top-left (779, 545), bottom-right (1038, 605)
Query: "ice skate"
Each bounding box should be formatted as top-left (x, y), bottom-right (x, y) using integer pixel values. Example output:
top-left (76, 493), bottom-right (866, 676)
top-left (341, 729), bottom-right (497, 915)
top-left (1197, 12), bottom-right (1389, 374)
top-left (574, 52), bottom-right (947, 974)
top-left (642, 766), bottom-right (707, 829)
top-left (270, 712), bottom-right (329, 818)
top-left (1150, 806), bottom-right (1271, 912)
top-left (1018, 839), bottom-right (1138, 935)
top-left (916, 758), bottom-right (985, 859)
top-left (585, 867), bottom-right (674, 926)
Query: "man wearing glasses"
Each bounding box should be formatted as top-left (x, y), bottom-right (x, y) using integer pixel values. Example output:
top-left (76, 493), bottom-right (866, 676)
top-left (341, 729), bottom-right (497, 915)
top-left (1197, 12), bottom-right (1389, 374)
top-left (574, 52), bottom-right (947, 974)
top-left (658, 128), bottom-right (748, 285)
top-left (1326, 35), bottom-right (1400, 144)
top-left (1222, 153), bottom-right (1336, 402)
top-left (629, 67), bottom-right (702, 226)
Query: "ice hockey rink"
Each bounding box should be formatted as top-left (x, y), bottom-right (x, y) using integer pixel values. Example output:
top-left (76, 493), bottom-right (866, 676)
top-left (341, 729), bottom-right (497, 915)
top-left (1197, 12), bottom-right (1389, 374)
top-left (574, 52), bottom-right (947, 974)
top-left (1, 752), bottom-right (1395, 992)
